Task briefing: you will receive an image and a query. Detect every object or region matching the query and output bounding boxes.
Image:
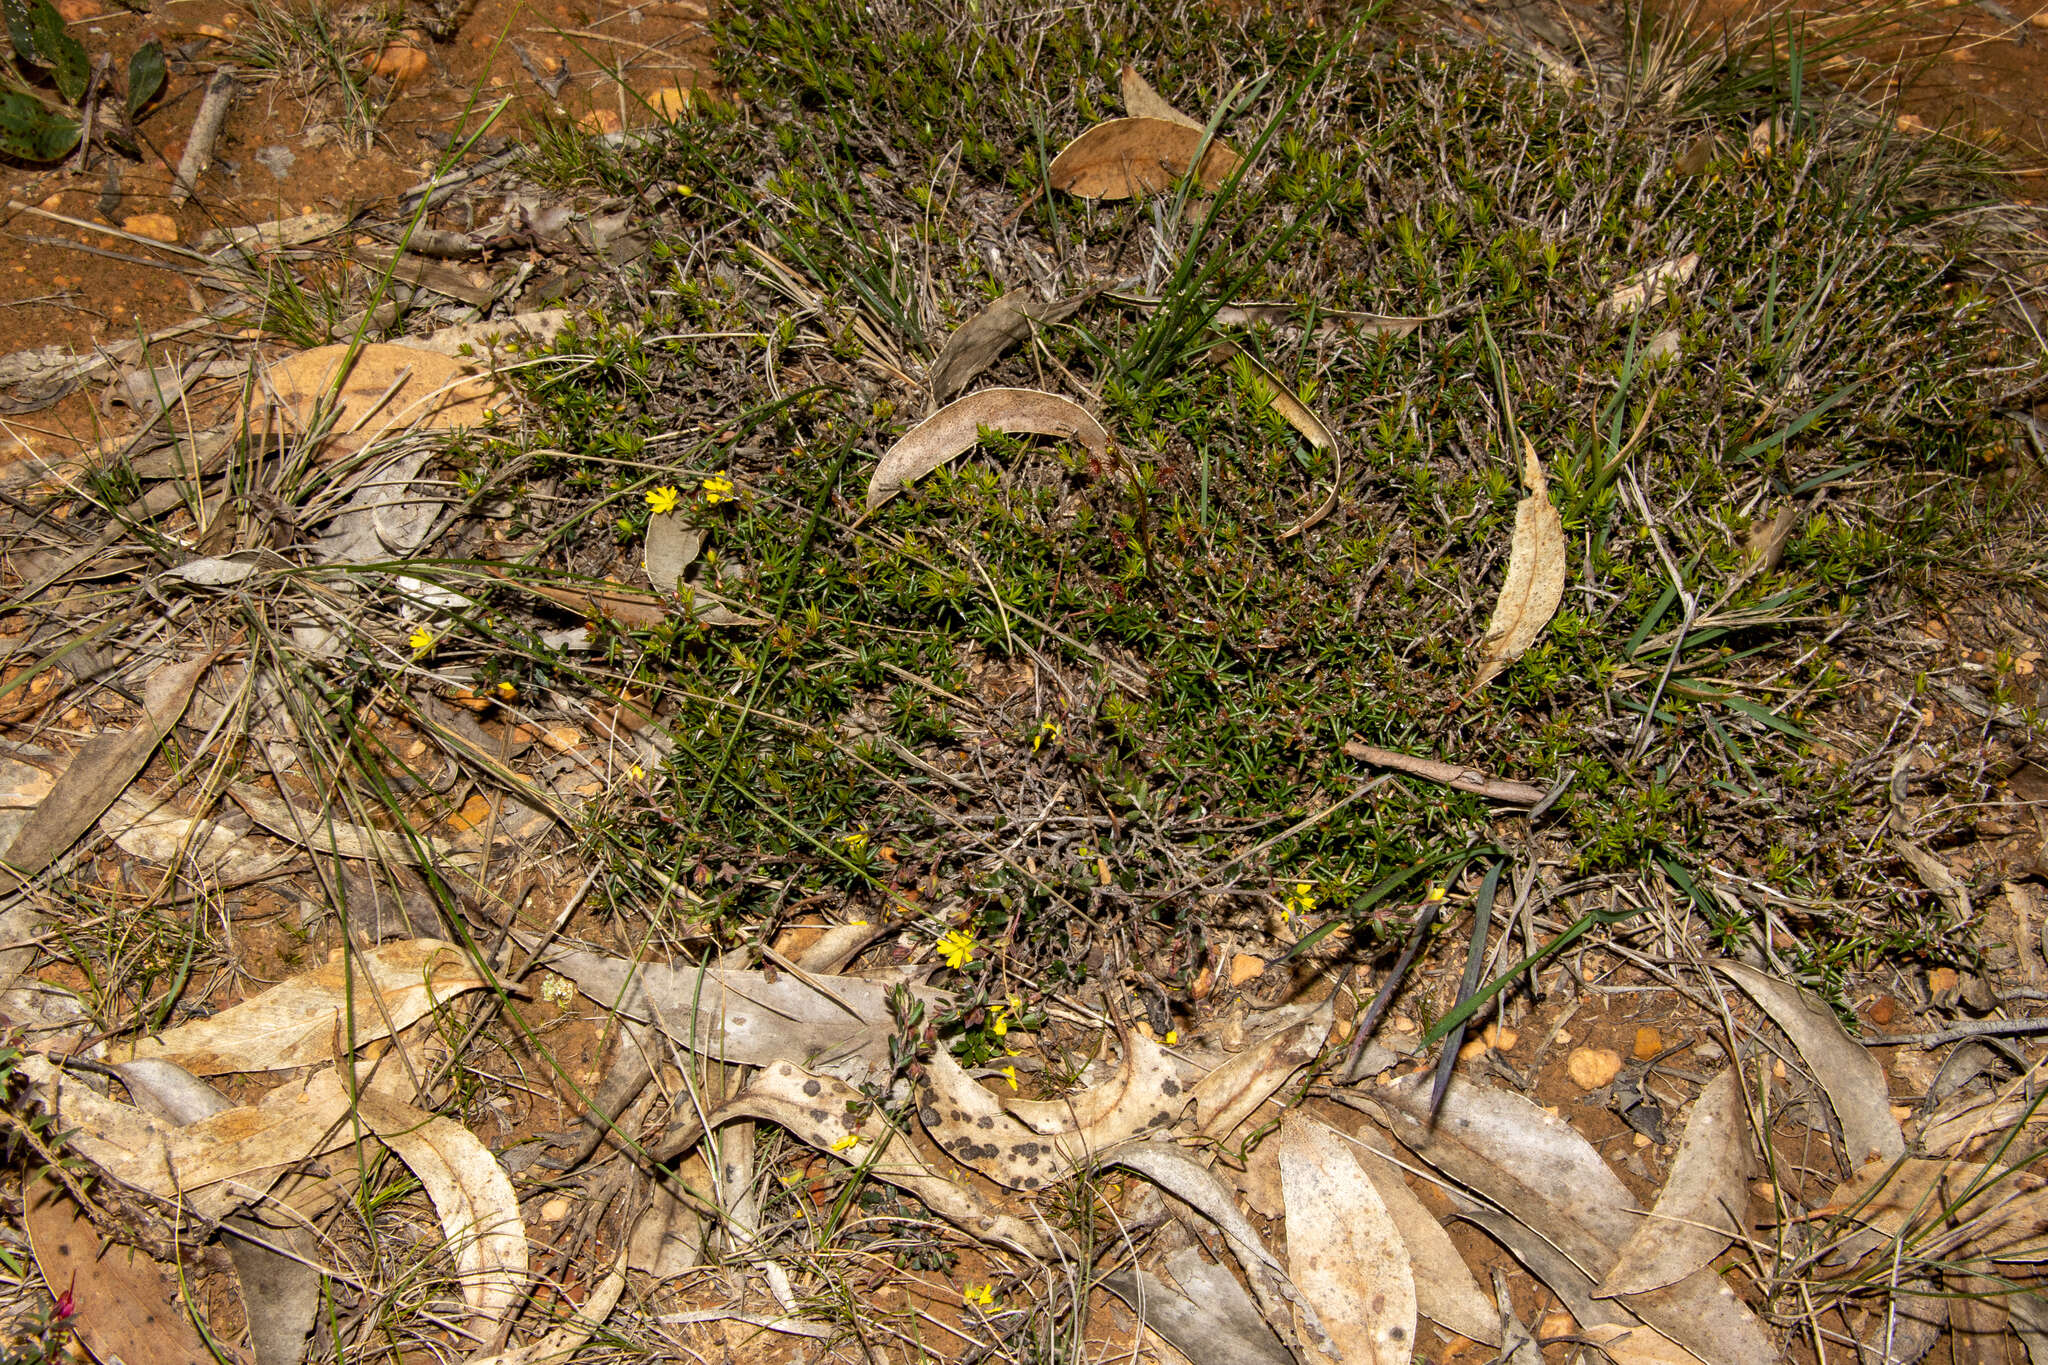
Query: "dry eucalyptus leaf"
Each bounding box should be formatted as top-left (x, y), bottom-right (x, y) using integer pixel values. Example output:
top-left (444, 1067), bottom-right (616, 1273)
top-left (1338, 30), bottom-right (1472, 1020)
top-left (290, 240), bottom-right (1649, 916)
top-left (1119, 65), bottom-right (1202, 128)
top-left (25, 1170), bottom-right (212, 1365)
top-left (101, 789), bottom-right (284, 883)
top-left (0, 652), bottom-right (212, 894)
top-left (1584, 1323), bottom-right (1712, 1365)
top-left (1278, 1114), bottom-right (1417, 1365)
top-left (19, 1058), bottom-right (358, 1221)
top-left (1893, 837), bottom-right (1971, 919)
top-left (1473, 438), bottom-right (1565, 689)
top-left (866, 387), bottom-right (1108, 510)
top-left (1100, 1139), bottom-right (1331, 1360)
top-left (1348, 1129), bottom-right (1502, 1346)
top-left (312, 447), bottom-right (438, 565)
top-left (353, 1086), bottom-right (528, 1328)
top-left (1599, 1068), bottom-right (1750, 1297)
top-left (1598, 253), bottom-right (1701, 321)
top-left (1713, 960), bottom-right (1904, 1165)
top-left (1855, 1287), bottom-right (1944, 1365)
top-left (1815, 1158), bottom-right (2048, 1265)
top-left (257, 342), bottom-right (496, 457)
top-left (532, 943), bottom-right (950, 1078)
top-left (643, 512), bottom-right (703, 593)
top-left (1183, 994), bottom-right (1331, 1141)
top-left (920, 1045), bottom-right (1187, 1190)
top-left (1100, 1257), bottom-right (1293, 1365)
top-left (466, 1248), bottom-right (627, 1365)
top-left (1047, 117), bottom-right (1241, 199)
top-left (109, 938), bottom-right (487, 1074)
top-left (930, 290), bottom-right (1089, 402)
top-left (1004, 1025), bottom-right (1184, 1139)
top-left (1463, 1208), bottom-right (1634, 1330)
top-left (228, 784), bottom-right (466, 866)
top-left (712, 1060), bottom-right (1057, 1259)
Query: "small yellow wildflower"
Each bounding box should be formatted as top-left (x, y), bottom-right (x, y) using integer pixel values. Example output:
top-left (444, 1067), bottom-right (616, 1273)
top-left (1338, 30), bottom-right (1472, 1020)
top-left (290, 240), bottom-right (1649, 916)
top-left (1000, 1065), bottom-right (1018, 1091)
top-left (1283, 882), bottom-right (1318, 921)
top-left (936, 928), bottom-right (977, 970)
top-left (963, 1284), bottom-right (995, 1310)
top-left (494, 680), bottom-right (518, 701)
top-left (408, 625), bottom-right (434, 654)
top-left (629, 764), bottom-right (646, 781)
top-left (1425, 884), bottom-right (1447, 903)
top-left (829, 1133), bottom-right (858, 1153)
top-left (1165, 1030), bottom-right (1179, 1045)
top-left (646, 485), bottom-right (682, 515)
top-left (701, 472), bottom-right (737, 505)
top-left (841, 825), bottom-right (870, 855)
top-left (988, 1004), bottom-right (1010, 1038)
top-left (1032, 718), bottom-right (1060, 752)
top-left (846, 918), bottom-right (869, 927)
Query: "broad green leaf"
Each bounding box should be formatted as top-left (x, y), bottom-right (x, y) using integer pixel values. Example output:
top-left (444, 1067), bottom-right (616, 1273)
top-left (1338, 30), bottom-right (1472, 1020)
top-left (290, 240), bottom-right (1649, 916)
top-left (0, 91), bottom-right (79, 161)
top-left (3, 0), bottom-right (88, 102)
top-left (126, 39), bottom-right (164, 120)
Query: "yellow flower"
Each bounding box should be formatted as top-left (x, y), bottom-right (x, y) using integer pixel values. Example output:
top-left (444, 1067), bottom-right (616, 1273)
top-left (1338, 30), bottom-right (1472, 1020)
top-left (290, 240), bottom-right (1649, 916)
top-left (936, 928), bottom-right (977, 969)
top-left (829, 1133), bottom-right (858, 1153)
top-left (1425, 884), bottom-right (1447, 903)
top-left (1000, 1065), bottom-right (1018, 1091)
top-left (494, 680), bottom-right (518, 700)
top-left (963, 1283), bottom-right (995, 1309)
top-left (629, 764), bottom-right (646, 781)
top-left (1032, 718), bottom-right (1060, 752)
top-left (701, 472), bottom-right (736, 505)
top-left (646, 485), bottom-right (682, 515)
top-left (1165, 1030), bottom-right (1179, 1045)
top-left (989, 1004), bottom-right (1010, 1038)
top-left (408, 625), bottom-right (434, 654)
top-left (841, 825), bottom-right (870, 855)
top-left (847, 918), bottom-right (869, 927)
top-left (1283, 882), bottom-right (1318, 921)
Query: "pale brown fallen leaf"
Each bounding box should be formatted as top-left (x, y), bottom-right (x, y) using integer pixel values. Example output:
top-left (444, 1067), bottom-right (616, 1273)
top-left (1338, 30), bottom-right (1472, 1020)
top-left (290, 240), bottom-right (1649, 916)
top-left (1713, 959), bottom-right (1904, 1165)
top-left (1278, 1114), bottom-right (1417, 1365)
top-left (1182, 992), bottom-right (1332, 1141)
top-left (1814, 1158), bottom-right (2048, 1266)
top-left (866, 387), bottom-right (1108, 510)
top-left (1100, 1139), bottom-right (1330, 1359)
top-left (257, 342), bottom-right (496, 458)
top-left (1598, 254), bottom-right (1701, 321)
top-left (1047, 117), bottom-right (1241, 199)
top-left (467, 1248), bottom-right (627, 1365)
top-left (109, 938), bottom-right (487, 1074)
top-left (1004, 1025), bottom-right (1181, 1136)
top-left (929, 290), bottom-right (1089, 402)
top-left (1343, 739), bottom-right (1546, 804)
top-left (1347, 1128), bottom-right (1502, 1346)
top-left (228, 783), bottom-right (468, 866)
top-left (711, 1059), bottom-right (1058, 1259)
top-left (1584, 1323), bottom-right (1711, 1365)
top-left (25, 1169), bottom-right (212, 1365)
top-left (1473, 438), bottom-right (1565, 689)
top-left (643, 512), bottom-right (704, 593)
top-left (354, 1086), bottom-right (528, 1328)
top-left (530, 942), bottom-right (951, 1079)
top-left (1599, 1068), bottom-right (1750, 1296)
top-left (1120, 65), bottom-right (1202, 128)
top-left (1463, 1207), bottom-right (1634, 1330)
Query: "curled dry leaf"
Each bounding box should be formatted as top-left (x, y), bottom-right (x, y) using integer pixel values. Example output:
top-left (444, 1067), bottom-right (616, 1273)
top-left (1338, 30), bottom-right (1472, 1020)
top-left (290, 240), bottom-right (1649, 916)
top-left (532, 943), bottom-right (950, 1079)
top-left (712, 1060), bottom-right (1058, 1259)
top-left (1598, 253), bottom-right (1701, 321)
top-left (1473, 438), bottom-right (1565, 689)
top-left (108, 938), bottom-right (488, 1074)
top-left (919, 1042), bottom-right (1189, 1189)
top-left (929, 289), bottom-right (1089, 403)
top-left (1712, 960), bottom-right (1904, 1166)
top-left (1599, 1068), bottom-right (1750, 1297)
top-left (866, 387), bottom-right (1108, 510)
top-left (643, 512), bottom-right (703, 593)
top-left (1100, 1139), bottom-right (1332, 1360)
top-left (1348, 1127), bottom-right (1502, 1345)
top-left (352, 1086), bottom-right (528, 1328)
top-left (257, 342), bottom-right (496, 458)
top-left (1004, 1024), bottom-right (1182, 1136)
top-left (1183, 992), bottom-right (1332, 1141)
top-left (1278, 1114), bottom-right (1417, 1365)
top-left (1047, 117), bottom-right (1242, 199)
top-left (1120, 64), bottom-right (1202, 128)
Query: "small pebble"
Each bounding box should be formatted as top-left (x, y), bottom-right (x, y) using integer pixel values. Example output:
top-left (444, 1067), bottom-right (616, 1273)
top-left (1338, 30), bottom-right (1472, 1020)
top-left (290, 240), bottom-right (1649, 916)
top-left (539, 1197), bottom-right (570, 1222)
top-left (1567, 1046), bottom-right (1623, 1090)
top-left (123, 212), bottom-right (180, 243)
top-left (1633, 1025), bottom-right (1664, 1059)
top-left (1537, 1311), bottom-right (1576, 1340)
top-left (1228, 953), bottom-right (1266, 987)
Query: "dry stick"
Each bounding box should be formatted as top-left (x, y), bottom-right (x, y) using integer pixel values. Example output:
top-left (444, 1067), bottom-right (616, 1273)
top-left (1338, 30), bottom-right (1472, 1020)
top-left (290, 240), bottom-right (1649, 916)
top-left (1343, 739), bottom-right (1546, 805)
top-left (171, 70), bottom-right (238, 206)
top-left (1878, 1019), bottom-right (2048, 1047)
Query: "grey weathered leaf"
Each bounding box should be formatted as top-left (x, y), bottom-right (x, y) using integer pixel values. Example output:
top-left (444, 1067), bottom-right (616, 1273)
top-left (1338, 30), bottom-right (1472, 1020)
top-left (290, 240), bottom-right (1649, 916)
top-left (930, 290), bottom-right (1089, 402)
top-left (643, 513), bottom-right (703, 593)
top-left (1278, 1114), bottom-right (1416, 1365)
top-left (1348, 1128), bottom-right (1502, 1345)
top-left (1600, 1068), bottom-right (1750, 1297)
top-left (1101, 1253), bottom-right (1292, 1365)
top-left (867, 387), bottom-right (1108, 510)
top-left (1047, 117), bottom-right (1241, 199)
top-left (166, 553), bottom-right (267, 586)
top-left (1713, 960), bottom-right (1904, 1166)
top-left (1464, 1208), bottom-right (1635, 1330)
top-left (1473, 438), bottom-right (1565, 688)
top-left (1183, 993), bottom-right (1331, 1142)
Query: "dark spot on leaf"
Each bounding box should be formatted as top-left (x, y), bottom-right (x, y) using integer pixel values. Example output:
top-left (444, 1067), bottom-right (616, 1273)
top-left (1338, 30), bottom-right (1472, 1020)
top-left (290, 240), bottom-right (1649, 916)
top-left (919, 1106), bottom-right (941, 1127)
top-left (809, 1108), bottom-right (827, 1122)
top-left (803, 1079), bottom-right (821, 1097)
top-left (1161, 1078), bottom-right (1180, 1096)
top-left (976, 1115), bottom-right (994, 1130)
